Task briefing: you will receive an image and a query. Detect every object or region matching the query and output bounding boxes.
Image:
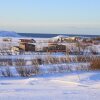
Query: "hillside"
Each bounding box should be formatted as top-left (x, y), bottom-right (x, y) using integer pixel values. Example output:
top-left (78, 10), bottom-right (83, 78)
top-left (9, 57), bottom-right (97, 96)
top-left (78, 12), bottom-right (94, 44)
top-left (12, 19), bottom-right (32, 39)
top-left (0, 31), bottom-right (21, 37)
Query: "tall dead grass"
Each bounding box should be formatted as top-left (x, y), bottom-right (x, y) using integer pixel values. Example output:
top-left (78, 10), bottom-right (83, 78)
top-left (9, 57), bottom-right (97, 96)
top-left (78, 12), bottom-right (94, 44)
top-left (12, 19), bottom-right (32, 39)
top-left (90, 57), bottom-right (100, 70)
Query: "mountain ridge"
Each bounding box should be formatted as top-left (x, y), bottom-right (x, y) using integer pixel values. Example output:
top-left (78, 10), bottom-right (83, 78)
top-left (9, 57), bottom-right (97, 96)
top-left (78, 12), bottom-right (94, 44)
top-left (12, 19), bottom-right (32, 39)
top-left (0, 31), bottom-right (21, 37)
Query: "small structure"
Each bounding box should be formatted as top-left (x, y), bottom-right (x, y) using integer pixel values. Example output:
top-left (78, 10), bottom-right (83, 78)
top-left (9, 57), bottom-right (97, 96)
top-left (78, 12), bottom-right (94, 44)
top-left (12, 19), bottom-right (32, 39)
top-left (11, 46), bottom-right (24, 53)
top-left (43, 43), bottom-right (66, 52)
top-left (2, 38), bottom-right (12, 42)
top-left (19, 39), bottom-right (36, 43)
top-left (63, 37), bottom-right (79, 42)
top-left (19, 43), bottom-right (35, 51)
top-left (19, 39), bottom-right (36, 52)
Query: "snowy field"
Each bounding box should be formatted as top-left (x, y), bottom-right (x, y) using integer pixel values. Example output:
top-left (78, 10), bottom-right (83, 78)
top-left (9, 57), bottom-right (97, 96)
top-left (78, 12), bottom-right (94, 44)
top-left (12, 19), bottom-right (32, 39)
top-left (0, 71), bottom-right (100, 100)
top-left (0, 31), bottom-right (99, 100)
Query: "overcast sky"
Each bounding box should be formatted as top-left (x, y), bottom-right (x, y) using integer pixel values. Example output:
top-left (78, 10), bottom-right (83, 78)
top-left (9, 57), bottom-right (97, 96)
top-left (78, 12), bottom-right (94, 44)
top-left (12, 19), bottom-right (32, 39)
top-left (0, 0), bottom-right (100, 34)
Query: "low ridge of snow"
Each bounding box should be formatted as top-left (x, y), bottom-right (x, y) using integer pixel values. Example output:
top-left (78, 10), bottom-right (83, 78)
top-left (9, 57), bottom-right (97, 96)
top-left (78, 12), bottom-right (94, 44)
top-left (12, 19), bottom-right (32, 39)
top-left (52, 35), bottom-right (69, 39)
top-left (0, 31), bottom-right (21, 37)
top-left (49, 35), bottom-right (69, 41)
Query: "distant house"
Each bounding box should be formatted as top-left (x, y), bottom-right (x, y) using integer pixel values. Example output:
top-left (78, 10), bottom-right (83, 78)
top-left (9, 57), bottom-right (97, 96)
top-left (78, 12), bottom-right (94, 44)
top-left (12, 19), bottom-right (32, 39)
top-left (63, 37), bottom-right (79, 42)
top-left (0, 38), bottom-right (12, 50)
top-left (2, 38), bottom-right (12, 42)
top-left (19, 39), bottom-right (36, 43)
top-left (93, 40), bottom-right (100, 45)
top-left (11, 46), bottom-right (24, 54)
top-left (91, 37), bottom-right (100, 45)
top-left (82, 38), bottom-right (93, 44)
top-left (43, 43), bottom-right (66, 52)
top-left (20, 43), bottom-right (35, 51)
top-left (19, 39), bottom-right (36, 52)
top-left (92, 37), bottom-right (100, 41)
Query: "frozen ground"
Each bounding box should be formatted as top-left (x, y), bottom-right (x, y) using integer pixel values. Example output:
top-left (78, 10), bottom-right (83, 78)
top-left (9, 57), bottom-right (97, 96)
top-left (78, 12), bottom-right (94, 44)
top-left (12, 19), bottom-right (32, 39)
top-left (0, 71), bottom-right (100, 100)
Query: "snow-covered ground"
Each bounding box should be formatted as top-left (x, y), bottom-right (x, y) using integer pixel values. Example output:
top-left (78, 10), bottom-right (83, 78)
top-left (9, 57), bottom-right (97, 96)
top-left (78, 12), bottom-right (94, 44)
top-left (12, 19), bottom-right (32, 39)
top-left (0, 71), bottom-right (100, 100)
top-left (0, 31), bottom-right (99, 100)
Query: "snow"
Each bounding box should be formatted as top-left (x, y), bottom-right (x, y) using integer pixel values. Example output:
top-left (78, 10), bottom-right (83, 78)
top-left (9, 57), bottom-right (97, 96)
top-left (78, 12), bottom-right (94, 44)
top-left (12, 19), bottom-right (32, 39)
top-left (0, 34), bottom-right (99, 99)
top-left (52, 35), bottom-right (68, 39)
top-left (0, 71), bottom-right (100, 100)
top-left (48, 35), bottom-right (68, 42)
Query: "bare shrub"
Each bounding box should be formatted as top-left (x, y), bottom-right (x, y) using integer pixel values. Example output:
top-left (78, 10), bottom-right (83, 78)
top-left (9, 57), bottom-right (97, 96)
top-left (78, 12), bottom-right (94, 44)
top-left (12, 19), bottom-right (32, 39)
top-left (58, 65), bottom-right (66, 72)
top-left (15, 59), bottom-right (29, 77)
top-left (90, 47), bottom-right (98, 55)
top-left (60, 57), bottom-right (66, 63)
top-left (14, 58), bottom-right (39, 77)
top-left (48, 65), bottom-right (58, 73)
top-left (1, 67), bottom-right (13, 77)
top-left (77, 56), bottom-right (93, 62)
top-left (14, 58), bottom-right (40, 77)
top-left (16, 66), bottom-right (34, 77)
top-left (90, 57), bottom-right (100, 70)
top-left (32, 65), bottom-right (40, 75)
top-left (43, 56), bottom-right (59, 64)
top-left (32, 59), bottom-right (42, 65)
top-left (76, 65), bottom-right (89, 71)
top-left (0, 59), bottom-right (12, 66)
top-left (31, 59), bottom-right (40, 74)
top-left (15, 59), bottom-right (26, 66)
top-left (77, 56), bottom-right (87, 62)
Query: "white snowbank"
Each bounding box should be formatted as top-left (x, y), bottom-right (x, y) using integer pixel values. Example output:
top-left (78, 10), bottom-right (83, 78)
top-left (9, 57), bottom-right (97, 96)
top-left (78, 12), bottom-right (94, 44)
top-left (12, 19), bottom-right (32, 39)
top-left (0, 71), bottom-right (100, 100)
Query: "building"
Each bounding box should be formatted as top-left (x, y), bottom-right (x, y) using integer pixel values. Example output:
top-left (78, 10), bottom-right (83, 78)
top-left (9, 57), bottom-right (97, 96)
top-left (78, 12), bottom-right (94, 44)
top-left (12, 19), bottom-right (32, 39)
top-left (19, 39), bottom-right (36, 43)
top-left (63, 37), bottom-right (79, 42)
top-left (19, 39), bottom-right (36, 52)
top-left (19, 43), bottom-right (35, 51)
top-left (2, 38), bottom-right (12, 42)
top-left (43, 43), bottom-right (66, 52)
top-left (11, 46), bottom-right (24, 54)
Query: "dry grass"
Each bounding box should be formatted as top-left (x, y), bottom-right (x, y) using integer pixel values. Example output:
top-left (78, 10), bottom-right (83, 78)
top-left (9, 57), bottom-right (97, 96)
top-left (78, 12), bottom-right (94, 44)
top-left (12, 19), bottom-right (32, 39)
top-left (90, 57), bottom-right (100, 70)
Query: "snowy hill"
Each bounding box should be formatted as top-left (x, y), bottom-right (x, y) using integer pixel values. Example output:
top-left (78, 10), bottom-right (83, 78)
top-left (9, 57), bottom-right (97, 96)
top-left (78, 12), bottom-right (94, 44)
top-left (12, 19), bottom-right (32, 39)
top-left (0, 31), bottom-right (21, 37)
top-left (52, 35), bottom-right (69, 39)
top-left (49, 35), bottom-right (69, 42)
